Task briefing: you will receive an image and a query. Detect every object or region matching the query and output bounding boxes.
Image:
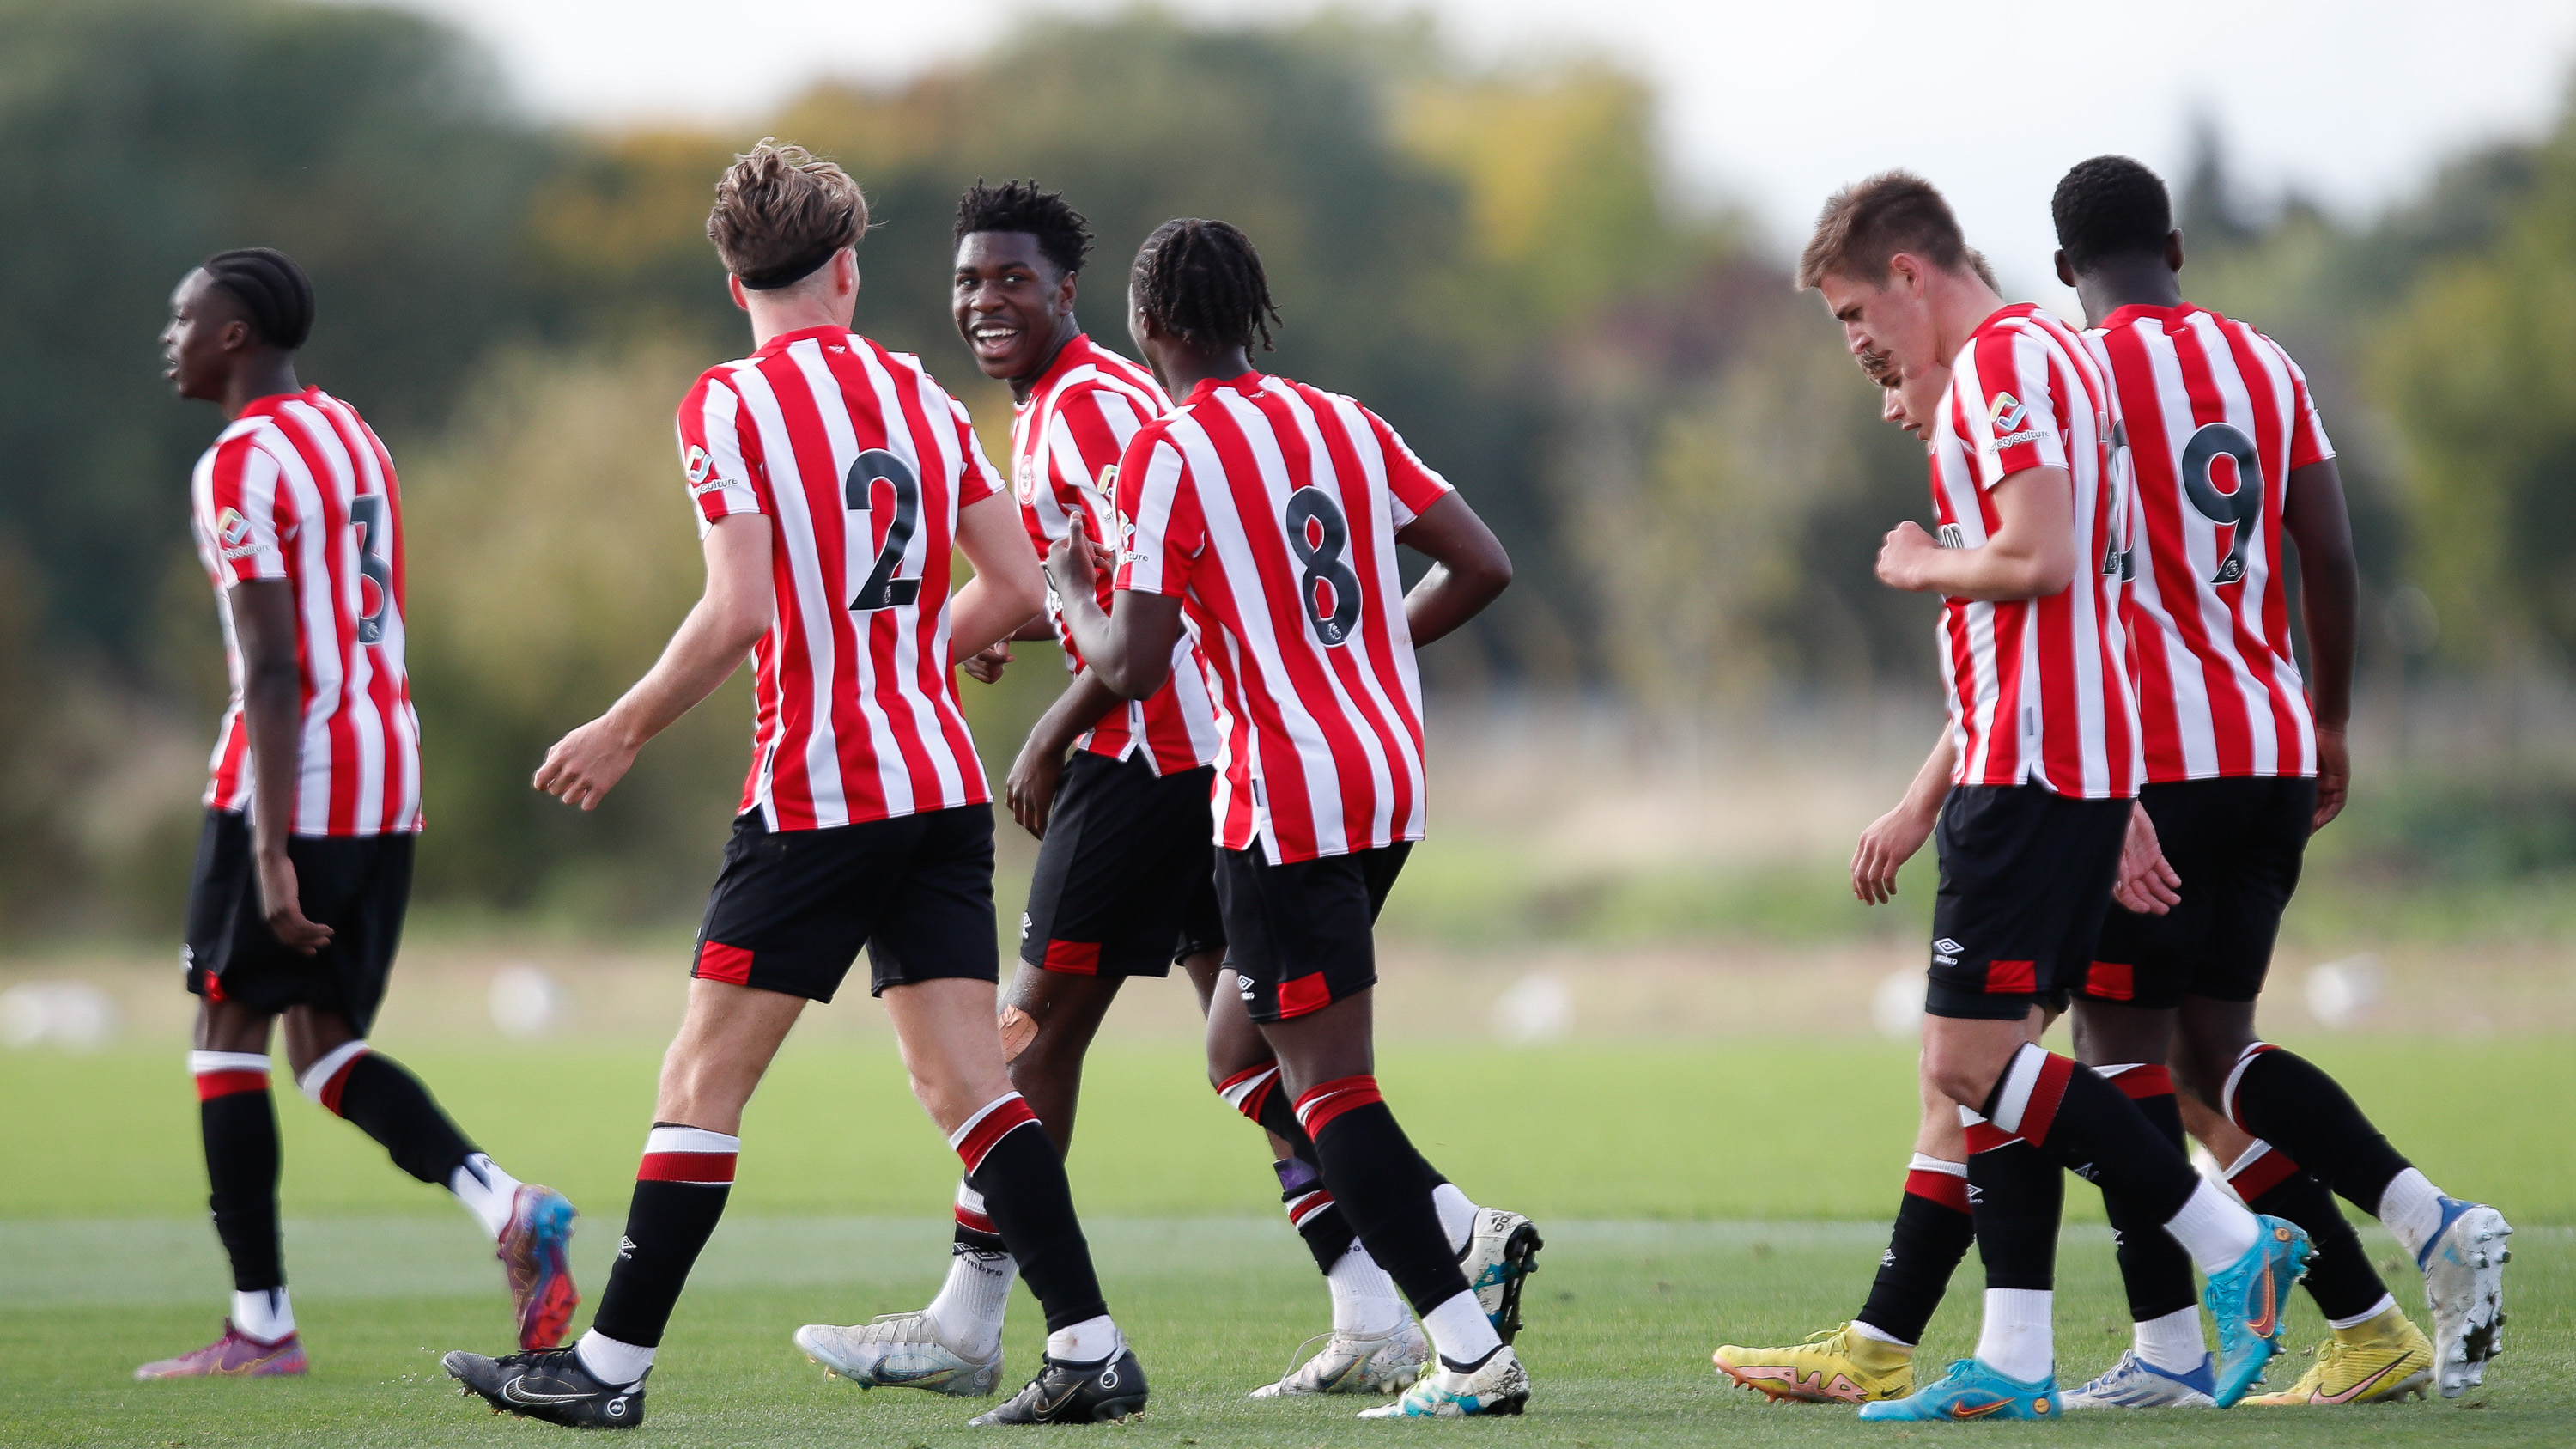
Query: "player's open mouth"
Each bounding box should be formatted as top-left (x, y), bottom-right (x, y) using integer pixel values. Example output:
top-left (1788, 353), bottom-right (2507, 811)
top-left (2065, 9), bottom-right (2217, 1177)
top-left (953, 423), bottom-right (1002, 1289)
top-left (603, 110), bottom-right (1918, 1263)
top-left (970, 325), bottom-right (1021, 352)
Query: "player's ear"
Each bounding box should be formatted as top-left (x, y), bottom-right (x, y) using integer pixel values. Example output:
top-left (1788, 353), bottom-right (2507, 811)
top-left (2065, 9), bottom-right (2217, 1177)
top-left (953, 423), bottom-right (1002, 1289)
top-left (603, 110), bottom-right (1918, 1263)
top-left (2165, 229), bottom-right (2185, 274)
top-left (1057, 268), bottom-right (1078, 316)
top-left (2053, 249), bottom-right (2076, 289)
top-left (727, 273), bottom-right (751, 314)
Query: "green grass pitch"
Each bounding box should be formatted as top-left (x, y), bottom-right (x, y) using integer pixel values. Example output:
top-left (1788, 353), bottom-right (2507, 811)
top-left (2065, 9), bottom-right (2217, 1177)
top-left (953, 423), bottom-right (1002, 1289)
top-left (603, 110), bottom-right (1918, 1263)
top-left (3, 1035), bottom-right (2568, 1445)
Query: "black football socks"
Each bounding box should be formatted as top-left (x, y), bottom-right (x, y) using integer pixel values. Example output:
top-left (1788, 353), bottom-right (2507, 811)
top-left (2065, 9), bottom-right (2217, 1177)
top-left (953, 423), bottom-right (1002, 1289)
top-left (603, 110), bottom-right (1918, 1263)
top-left (192, 1051), bottom-right (284, 1295)
top-left (587, 1124), bottom-right (738, 1367)
top-left (1220, 1060), bottom-right (1364, 1273)
top-left (2222, 1043), bottom-right (2413, 1216)
top-left (951, 1093), bottom-right (1108, 1334)
top-left (2227, 1142), bottom-right (2393, 1323)
top-left (298, 1042), bottom-right (476, 1185)
top-left (2095, 1067), bottom-right (2202, 1324)
top-left (1854, 1156), bottom-right (1972, 1347)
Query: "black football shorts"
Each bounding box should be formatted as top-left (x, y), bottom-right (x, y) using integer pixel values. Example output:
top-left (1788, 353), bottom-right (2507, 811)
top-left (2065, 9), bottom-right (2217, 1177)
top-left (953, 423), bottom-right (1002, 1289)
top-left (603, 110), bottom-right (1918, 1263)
top-left (1019, 754), bottom-right (1224, 978)
top-left (692, 805), bottom-right (998, 1002)
top-left (184, 807), bottom-right (414, 1033)
top-left (2082, 776), bottom-right (2315, 1009)
top-left (1214, 842), bottom-right (1411, 1024)
top-left (1925, 783), bottom-right (2130, 1021)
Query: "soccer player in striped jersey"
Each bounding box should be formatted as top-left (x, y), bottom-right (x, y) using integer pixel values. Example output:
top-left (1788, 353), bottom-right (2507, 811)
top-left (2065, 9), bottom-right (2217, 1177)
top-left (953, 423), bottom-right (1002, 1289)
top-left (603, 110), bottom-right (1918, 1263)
top-left (1050, 218), bottom-right (1534, 1420)
top-left (1801, 174), bottom-right (2312, 1422)
top-left (140, 248), bottom-right (578, 1380)
top-left (439, 143), bottom-right (1145, 1430)
top-left (2050, 155), bottom-right (2509, 1407)
top-left (803, 182), bottom-right (1427, 1402)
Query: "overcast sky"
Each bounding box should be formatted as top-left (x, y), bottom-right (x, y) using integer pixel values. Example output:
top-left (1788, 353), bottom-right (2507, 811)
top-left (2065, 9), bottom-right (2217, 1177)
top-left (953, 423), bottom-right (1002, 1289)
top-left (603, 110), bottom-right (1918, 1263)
top-left (386, 0), bottom-right (2576, 308)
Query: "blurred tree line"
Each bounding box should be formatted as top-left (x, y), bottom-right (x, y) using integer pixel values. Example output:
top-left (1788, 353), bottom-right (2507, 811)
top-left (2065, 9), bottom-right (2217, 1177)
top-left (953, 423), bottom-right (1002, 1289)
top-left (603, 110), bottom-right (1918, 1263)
top-left (2, 0), bottom-right (2570, 934)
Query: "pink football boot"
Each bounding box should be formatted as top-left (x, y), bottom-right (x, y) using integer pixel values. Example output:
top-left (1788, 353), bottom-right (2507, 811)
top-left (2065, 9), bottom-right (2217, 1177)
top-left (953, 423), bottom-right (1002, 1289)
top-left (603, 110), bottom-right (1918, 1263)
top-left (134, 1321), bottom-right (308, 1379)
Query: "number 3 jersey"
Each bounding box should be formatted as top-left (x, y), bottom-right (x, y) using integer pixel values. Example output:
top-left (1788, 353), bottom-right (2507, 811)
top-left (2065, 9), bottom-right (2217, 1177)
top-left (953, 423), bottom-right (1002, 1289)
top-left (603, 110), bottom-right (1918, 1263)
top-left (2082, 304), bottom-right (2332, 782)
top-left (191, 387), bottom-right (422, 837)
top-left (677, 325), bottom-right (1002, 831)
top-left (1112, 370), bottom-right (1453, 864)
top-left (1012, 334), bottom-right (1221, 775)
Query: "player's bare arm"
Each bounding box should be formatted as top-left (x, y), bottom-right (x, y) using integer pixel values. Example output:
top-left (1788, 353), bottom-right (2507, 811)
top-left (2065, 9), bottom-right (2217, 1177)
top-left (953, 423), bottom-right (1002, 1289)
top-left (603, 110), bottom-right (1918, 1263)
top-left (1047, 531), bottom-right (1185, 700)
top-left (1005, 667), bottom-right (1124, 838)
top-left (535, 513), bottom-right (773, 811)
top-left (1394, 492), bottom-right (1512, 645)
top-left (229, 578), bottom-right (332, 953)
top-left (2284, 456), bottom-right (2359, 829)
top-left (1852, 728), bottom-right (1954, 905)
top-left (948, 489), bottom-right (1048, 664)
top-left (1875, 466), bottom-right (2076, 600)
top-left (960, 617), bottom-right (1065, 685)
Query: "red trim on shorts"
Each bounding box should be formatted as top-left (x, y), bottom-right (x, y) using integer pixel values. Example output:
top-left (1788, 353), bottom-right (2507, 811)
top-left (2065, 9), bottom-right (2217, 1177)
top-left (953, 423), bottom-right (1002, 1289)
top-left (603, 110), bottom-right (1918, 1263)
top-left (1904, 1169), bottom-right (1972, 1214)
top-left (2016, 1052), bottom-right (2077, 1146)
top-left (695, 940), bottom-right (754, 986)
top-left (1984, 959), bottom-right (2037, 995)
top-left (955, 1095), bottom-right (1040, 1174)
top-left (2085, 960), bottom-right (2135, 1001)
top-left (2109, 1063), bottom-right (2173, 1099)
top-left (637, 1152), bottom-right (738, 1184)
top-left (1277, 971), bottom-right (1333, 1018)
top-left (204, 972), bottom-right (228, 1003)
top-left (1292, 1075), bottom-right (1383, 1137)
top-left (195, 1069), bottom-right (270, 1101)
top-left (2227, 1146), bottom-right (2300, 1202)
top-left (1041, 939), bottom-right (1101, 976)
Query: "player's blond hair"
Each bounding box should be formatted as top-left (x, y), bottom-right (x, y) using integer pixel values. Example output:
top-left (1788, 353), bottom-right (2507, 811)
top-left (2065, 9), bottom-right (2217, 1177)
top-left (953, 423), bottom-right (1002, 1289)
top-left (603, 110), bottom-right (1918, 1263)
top-left (706, 139), bottom-right (868, 289)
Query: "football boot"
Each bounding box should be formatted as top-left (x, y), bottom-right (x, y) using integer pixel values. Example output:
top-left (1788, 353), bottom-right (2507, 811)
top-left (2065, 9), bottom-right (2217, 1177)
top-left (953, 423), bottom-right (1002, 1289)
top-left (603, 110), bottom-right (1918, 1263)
top-left (2245, 1306), bottom-right (2433, 1406)
top-left (2058, 1349), bottom-right (2217, 1409)
top-left (1455, 1208), bottom-right (1542, 1342)
top-left (497, 1184), bottom-right (580, 1350)
top-left (1357, 1344), bottom-right (1529, 1418)
top-left (969, 1346), bottom-right (1147, 1424)
top-left (2205, 1214), bottom-right (2312, 1406)
top-left (795, 1312), bottom-right (1003, 1397)
top-left (1249, 1323), bottom-right (1429, 1397)
top-left (1711, 1322), bottom-right (1914, 1403)
top-left (444, 1343), bottom-right (647, 1429)
top-left (134, 1321), bottom-right (307, 1379)
top-left (2418, 1197), bottom-right (2512, 1397)
top-left (1856, 1356), bottom-right (2059, 1422)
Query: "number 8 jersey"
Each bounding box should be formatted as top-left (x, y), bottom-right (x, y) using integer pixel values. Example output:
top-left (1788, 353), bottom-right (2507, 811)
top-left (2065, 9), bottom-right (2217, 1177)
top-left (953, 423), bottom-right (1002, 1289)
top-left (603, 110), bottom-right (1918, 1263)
top-left (191, 386), bottom-right (422, 837)
top-left (2082, 304), bottom-right (2332, 782)
top-left (1112, 370), bottom-right (1453, 864)
top-left (677, 325), bottom-right (1003, 831)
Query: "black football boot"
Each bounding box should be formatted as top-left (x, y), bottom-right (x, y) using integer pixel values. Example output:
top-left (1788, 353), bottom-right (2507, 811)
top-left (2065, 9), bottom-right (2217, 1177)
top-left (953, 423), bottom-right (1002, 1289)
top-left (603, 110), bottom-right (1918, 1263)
top-left (967, 1346), bottom-right (1148, 1425)
top-left (444, 1344), bottom-right (647, 1429)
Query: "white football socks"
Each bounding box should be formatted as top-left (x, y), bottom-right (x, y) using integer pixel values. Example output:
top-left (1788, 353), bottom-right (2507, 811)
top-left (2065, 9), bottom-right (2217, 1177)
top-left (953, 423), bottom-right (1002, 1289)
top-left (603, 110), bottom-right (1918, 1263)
top-left (574, 1329), bottom-right (653, 1386)
top-left (1851, 1319), bottom-right (1913, 1349)
top-left (2329, 1294), bottom-right (2400, 1332)
top-left (2164, 1178), bottom-right (2262, 1275)
top-left (1419, 1288), bottom-right (1502, 1370)
top-left (2133, 1305), bottom-right (2205, 1373)
top-left (233, 1287), bottom-right (295, 1343)
top-left (1326, 1239), bottom-right (1408, 1337)
top-left (1431, 1183), bottom-right (1478, 1256)
top-left (925, 1244), bottom-right (1018, 1358)
top-left (2378, 1167), bottom-right (2447, 1262)
top-left (1044, 1314), bottom-right (1121, 1365)
top-left (448, 1153), bottom-right (524, 1241)
top-left (1976, 1288), bottom-right (2053, 1384)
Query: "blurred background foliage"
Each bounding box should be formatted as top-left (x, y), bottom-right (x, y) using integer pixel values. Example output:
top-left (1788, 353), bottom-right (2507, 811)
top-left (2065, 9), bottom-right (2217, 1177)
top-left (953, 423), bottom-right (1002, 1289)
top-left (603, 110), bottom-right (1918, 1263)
top-left (5, 0), bottom-right (2576, 938)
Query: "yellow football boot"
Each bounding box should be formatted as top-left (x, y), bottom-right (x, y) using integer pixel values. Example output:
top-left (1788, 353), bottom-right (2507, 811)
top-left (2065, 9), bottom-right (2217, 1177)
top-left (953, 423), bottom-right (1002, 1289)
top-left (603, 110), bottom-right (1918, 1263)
top-left (1712, 1323), bottom-right (1914, 1403)
top-left (2243, 1306), bottom-right (2433, 1406)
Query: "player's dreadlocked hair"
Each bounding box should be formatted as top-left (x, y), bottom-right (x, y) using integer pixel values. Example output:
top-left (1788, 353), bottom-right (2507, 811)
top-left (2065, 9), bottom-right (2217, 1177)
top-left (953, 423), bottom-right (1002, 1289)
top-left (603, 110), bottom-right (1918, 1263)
top-left (953, 180), bottom-right (1092, 276)
top-left (2052, 155), bottom-right (2173, 271)
top-left (1130, 219), bottom-right (1280, 354)
top-left (203, 247), bottom-right (316, 350)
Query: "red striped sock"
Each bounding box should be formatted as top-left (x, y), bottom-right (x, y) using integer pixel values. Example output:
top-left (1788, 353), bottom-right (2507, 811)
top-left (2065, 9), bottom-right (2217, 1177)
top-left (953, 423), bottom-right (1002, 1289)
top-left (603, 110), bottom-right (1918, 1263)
top-left (1291, 1075), bottom-right (1385, 1138)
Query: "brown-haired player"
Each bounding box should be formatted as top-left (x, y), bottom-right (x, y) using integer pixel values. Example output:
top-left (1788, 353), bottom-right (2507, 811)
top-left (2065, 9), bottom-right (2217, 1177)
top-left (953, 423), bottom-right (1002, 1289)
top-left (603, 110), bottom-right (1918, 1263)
top-left (440, 142), bottom-right (1147, 1429)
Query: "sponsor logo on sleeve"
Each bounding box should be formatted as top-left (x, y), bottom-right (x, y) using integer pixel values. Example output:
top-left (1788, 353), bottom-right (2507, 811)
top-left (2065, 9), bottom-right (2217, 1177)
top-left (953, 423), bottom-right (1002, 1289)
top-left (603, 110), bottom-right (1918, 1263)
top-left (685, 445), bottom-right (734, 497)
top-left (1988, 393), bottom-right (2046, 450)
top-left (215, 508), bottom-right (264, 559)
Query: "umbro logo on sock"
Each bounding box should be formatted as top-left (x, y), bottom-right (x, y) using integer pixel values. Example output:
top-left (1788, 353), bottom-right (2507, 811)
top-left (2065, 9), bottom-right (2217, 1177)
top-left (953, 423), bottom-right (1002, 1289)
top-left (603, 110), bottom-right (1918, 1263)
top-left (617, 1235), bottom-right (637, 1260)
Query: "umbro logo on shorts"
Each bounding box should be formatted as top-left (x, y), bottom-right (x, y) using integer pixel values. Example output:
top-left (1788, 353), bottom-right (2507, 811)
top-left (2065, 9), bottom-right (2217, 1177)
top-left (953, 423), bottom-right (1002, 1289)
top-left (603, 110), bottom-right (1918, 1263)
top-left (1933, 937), bottom-right (1963, 966)
top-left (617, 1235), bottom-right (636, 1261)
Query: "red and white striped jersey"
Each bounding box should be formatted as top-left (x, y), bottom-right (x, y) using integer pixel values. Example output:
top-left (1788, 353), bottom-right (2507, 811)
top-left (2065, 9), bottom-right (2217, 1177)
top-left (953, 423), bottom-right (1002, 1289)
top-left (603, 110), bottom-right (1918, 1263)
top-left (2084, 304), bottom-right (2330, 782)
top-left (1929, 304), bottom-right (2142, 800)
top-left (1012, 334), bottom-right (1220, 774)
top-left (1113, 371), bottom-right (1452, 863)
top-left (677, 325), bottom-right (1002, 831)
top-left (190, 387), bottom-right (422, 836)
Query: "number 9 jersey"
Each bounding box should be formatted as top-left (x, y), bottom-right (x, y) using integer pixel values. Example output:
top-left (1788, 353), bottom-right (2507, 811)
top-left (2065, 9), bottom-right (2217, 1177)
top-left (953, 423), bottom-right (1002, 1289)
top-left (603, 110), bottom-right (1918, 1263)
top-left (1111, 370), bottom-right (1454, 865)
top-left (191, 386), bottom-right (422, 837)
top-left (677, 325), bottom-right (1004, 831)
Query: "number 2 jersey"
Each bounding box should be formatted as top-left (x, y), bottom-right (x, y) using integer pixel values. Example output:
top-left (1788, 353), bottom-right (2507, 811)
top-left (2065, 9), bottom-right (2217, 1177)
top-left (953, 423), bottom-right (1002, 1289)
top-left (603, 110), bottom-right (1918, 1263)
top-left (1113, 371), bottom-right (1453, 864)
top-left (677, 325), bottom-right (1001, 831)
top-left (1930, 303), bottom-right (2142, 800)
top-left (1012, 334), bottom-right (1221, 774)
top-left (191, 387), bottom-right (422, 837)
top-left (2083, 304), bottom-right (2331, 782)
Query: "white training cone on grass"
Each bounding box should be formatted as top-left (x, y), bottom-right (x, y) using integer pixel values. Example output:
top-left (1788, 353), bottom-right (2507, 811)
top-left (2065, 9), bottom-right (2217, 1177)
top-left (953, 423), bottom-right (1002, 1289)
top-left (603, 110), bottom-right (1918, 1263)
top-left (489, 965), bottom-right (565, 1039)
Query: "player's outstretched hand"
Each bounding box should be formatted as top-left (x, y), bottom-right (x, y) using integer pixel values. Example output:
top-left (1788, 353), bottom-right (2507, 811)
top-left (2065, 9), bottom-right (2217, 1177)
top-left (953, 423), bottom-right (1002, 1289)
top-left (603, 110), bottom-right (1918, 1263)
top-left (1874, 521), bottom-right (1939, 592)
top-left (254, 850), bottom-right (333, 955)
top-left (2112, 801), bottom-right (2182, 916)
top-left (1851, 803), bottom-right (1935, 905)
top-left (534, 717), bottom-right (641, 812)
top-left (963, 642), bottom-right (1013, 685)
top-left (2311, 726), bottom-right (2349, 831)
top-left (1006, 735), bottom-right (1066, 840)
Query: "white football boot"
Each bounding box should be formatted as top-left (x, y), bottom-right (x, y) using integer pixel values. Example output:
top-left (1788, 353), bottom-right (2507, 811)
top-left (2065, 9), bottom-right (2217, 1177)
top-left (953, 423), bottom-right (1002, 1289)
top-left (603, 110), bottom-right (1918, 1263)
top-left (793, 1312), bottom-right (1002, 1397)
top-left (2059, 1349), bottom-right (2220, 1409)
top-left (1455, 1209), bottom-right (1543, 1342)
top-left (1358, 1344), bottom-right (1529, 1419)
top-left (1249, 1323), bottom-right (1430, 1397)
top-left (2419, 1197), bottom-right (2512, 1397)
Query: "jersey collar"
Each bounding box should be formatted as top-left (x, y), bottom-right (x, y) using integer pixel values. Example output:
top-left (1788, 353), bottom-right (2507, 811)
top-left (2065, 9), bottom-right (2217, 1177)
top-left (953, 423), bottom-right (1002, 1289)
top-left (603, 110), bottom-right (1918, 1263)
top-left (1183, 369), bottom-right (1265, 405)
top-left (752, 323), bottom-right (852, 358)
top-left (235, 385), bottom-right (323, 420)
top-left (1021, 332), bottom-right (1098, 404)
top-left (2095, 301), bottom-right (2203, 332)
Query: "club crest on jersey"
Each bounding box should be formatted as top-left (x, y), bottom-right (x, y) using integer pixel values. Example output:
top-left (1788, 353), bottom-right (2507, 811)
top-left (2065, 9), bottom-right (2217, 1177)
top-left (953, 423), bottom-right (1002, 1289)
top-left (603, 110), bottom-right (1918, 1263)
top-left (1016, 457), bottom-right (1037, 502)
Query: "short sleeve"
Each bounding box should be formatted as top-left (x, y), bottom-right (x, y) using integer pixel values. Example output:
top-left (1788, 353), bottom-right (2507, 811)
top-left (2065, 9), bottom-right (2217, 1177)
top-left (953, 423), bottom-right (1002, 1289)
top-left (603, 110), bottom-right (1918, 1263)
top-left (199, 436), bottom-right (291, 586)
top-left (1051, 383), bottom-right (1156, 544)
top-left (675, 374), bottom-right (763, 534)
top-left (1112, 431), bottom-right (1203, 599)
top-left (1968, 326), bottom-right (2069, 485)
top-left (1363, 407), bottom-right (1454, 528)
top-left (2285, 358), bottom-right (2336, 470)
top-left (951, 395), bottom-right (1004, 508)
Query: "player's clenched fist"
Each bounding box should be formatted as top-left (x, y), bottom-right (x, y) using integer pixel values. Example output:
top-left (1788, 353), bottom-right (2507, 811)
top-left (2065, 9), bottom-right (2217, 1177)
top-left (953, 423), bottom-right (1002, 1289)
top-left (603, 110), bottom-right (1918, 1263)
top-left (534, 716), bottom-right (642, 812)
top-left (1874, 521), bottom-right (1939, 591)
top-left (962, 641), bottom-right (1013, 684)
top-left (1044, 528), bottom-right (1109, 600)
